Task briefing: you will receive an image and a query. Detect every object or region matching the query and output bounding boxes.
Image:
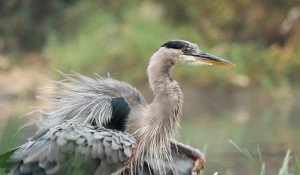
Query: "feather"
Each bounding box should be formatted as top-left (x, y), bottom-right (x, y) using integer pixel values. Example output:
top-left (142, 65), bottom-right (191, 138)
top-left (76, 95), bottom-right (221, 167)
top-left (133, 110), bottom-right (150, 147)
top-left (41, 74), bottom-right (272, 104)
top-left (45, 163), bottom-right (60, 174)
top-left (111, 150), bottom-right (119, 164)
top-left (75, 137), bottom-right (85, 145)
top-left (60, 142), bottom-right (76, 154)
top-left (111, 139), bottom-right (121, 150)
top-left (56, 135), bottom-right (67, 146)
top-left (91, 142), bottom-right (98, 159)
top-left (118, 149), bottom-right (126, 162)
top-left (20, 163), bottom-right (32, 173)
top-left (32, 170), bottom-right (47, 175)
top-left (97, 141), bottom-right (105, 159)
top-left (4, 123), bottom-right (136, 175)
top-left (123, 146), bottom-right (132, 158)
top-left (39, 73), bottom-right (146, 130)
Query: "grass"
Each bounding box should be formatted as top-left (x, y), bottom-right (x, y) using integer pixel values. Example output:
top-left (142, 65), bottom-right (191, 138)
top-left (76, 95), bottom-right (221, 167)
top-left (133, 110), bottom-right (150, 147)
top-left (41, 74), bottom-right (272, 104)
top-left (0, 116), bottom-right (25, 153)
top-left (295, 158), bottom-right (300, 174)
top-left (0, 116), bottom-right (26, 175)
top-left (229, 139), bottom-right (299, 175)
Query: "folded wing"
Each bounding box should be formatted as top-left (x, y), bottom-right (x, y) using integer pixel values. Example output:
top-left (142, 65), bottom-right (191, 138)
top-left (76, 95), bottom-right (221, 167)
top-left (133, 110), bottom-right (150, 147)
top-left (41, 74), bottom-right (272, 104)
top-left (0, 123), bottom-right (137, 175)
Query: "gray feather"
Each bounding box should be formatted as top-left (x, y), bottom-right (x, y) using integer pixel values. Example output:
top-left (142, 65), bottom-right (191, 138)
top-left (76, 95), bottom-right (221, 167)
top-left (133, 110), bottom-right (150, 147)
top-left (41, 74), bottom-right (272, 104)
top-left (39, 73), bottom-right (147, 129)
top-left (111, 151), bottom-right (119, 164)
top-left (123, 146), bottom-right (132, 158)
top-left (118, 149), bottom-right (126, 162)
top-left (91, 142), bottom-right (98, 159)
top-left (20, 164), bottom-right (33, 173)
top-left (97, 141), bottom-right (105, 159)
top-left (5, 122), bottom-right (136, 175)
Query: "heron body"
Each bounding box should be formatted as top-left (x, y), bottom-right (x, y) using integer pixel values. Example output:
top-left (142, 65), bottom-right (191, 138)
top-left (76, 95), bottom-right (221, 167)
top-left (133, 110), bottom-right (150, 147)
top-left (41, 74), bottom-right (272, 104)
top-left (0, 40), bottom-right (234, 175)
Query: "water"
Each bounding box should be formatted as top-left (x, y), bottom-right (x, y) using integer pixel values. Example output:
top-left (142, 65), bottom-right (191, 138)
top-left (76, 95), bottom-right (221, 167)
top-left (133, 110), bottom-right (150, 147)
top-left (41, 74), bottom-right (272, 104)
top-left (179, 87), bottom-right (300, 175)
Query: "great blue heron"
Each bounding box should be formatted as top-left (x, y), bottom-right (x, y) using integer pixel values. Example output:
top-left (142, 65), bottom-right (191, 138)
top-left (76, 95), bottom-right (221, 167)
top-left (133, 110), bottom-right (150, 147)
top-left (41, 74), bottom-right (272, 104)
top-left (0, 40), bottom-right (234, 175)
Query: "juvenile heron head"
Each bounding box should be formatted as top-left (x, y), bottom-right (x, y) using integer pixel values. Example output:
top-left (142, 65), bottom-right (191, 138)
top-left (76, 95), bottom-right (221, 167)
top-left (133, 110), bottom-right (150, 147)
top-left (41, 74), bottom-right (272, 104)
top-left (159, 40), bottom-right (235, 67)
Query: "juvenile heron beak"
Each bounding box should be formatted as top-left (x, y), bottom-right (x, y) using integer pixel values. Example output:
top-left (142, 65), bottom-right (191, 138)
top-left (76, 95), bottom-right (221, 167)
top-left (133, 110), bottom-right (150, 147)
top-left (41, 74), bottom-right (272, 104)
top-left (191, 50), bottom-right (235, 67)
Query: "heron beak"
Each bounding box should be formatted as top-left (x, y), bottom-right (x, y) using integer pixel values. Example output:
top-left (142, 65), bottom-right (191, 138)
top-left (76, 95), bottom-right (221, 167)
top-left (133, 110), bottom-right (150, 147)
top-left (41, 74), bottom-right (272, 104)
top-left (192, 50), bottom-right (235, 67)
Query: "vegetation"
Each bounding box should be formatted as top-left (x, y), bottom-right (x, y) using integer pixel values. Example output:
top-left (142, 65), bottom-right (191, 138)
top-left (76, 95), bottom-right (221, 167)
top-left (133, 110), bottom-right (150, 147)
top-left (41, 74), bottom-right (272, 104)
top-left (230, 140), bottom-right (300, 175)
top-left (1, 0), bottom-right (299, 87)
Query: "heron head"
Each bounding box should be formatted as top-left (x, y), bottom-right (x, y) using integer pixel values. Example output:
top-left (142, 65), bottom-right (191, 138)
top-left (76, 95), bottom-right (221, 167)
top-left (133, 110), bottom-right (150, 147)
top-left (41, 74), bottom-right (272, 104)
top-left (160, 40), bottom-right (235, 67)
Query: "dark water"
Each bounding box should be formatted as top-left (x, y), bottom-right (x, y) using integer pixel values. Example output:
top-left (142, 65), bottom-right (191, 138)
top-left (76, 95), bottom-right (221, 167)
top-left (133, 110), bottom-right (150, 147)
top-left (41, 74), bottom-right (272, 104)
top-left (179, 87), bottom-right (300, 175)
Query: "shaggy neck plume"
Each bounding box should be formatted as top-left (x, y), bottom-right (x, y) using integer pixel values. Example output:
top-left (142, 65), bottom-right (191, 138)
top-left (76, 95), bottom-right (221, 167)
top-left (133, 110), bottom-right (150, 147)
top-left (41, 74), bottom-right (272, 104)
top-left (128, 49), bottom-right (183, 174)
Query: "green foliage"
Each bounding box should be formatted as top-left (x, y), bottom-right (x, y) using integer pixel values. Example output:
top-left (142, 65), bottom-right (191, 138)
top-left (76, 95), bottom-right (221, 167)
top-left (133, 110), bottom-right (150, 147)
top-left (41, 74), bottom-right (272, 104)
top-left (229, 140), bottom-right (266, 175)
top-left (43, 1), bottom-right (300, 87)
top-left (229, 140), bottom-right (297, 175)
top-left (295, 158), bottom-right (300, 175)
top-left (45, 1), bottom-right (206, 83)
top-left (0, 0), bottom-right (78, 53)
top-left (278, 150), bottom-right (291, 175)
top-left (0, 116), bottom-right (24, 153)
top-left (1, 0), bottom-right (299, 87)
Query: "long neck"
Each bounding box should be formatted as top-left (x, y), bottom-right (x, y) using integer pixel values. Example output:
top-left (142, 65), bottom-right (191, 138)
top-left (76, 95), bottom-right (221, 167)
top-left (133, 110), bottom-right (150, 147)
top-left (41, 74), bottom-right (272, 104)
top-left (127, 52), bottom-right (183, 136)
top-left (147, 54), bottom-right (183, 123)
top-left (147, 49), bottom-right (175, 92)
top-left (128, 51), bottom-right (184, 174)
top-left (125, 50), bottom-right (184, 174)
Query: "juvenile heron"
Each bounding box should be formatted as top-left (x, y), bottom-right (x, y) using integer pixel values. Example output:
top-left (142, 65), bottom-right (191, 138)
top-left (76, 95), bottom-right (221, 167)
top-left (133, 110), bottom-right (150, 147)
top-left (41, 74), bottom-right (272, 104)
top-left (0, 40), bottom-right (234, 175)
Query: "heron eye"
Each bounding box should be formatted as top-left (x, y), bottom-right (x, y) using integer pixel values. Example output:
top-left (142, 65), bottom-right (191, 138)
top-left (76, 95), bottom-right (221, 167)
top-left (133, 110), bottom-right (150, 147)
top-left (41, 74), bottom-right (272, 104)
top-left (182, 48), bottom-right (188, 53)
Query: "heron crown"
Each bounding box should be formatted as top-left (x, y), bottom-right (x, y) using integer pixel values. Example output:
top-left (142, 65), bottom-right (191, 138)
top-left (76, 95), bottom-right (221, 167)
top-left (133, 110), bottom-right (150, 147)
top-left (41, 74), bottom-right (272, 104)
top-left (161, 40), bottom-right (198, 50)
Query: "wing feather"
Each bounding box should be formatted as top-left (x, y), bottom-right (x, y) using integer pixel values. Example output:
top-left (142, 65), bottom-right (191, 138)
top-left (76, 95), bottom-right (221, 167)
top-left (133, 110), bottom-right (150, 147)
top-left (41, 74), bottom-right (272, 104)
top-left (39, 73), bottom-right (146, 129)
top-left (1, 123), bottom-right (137, 175)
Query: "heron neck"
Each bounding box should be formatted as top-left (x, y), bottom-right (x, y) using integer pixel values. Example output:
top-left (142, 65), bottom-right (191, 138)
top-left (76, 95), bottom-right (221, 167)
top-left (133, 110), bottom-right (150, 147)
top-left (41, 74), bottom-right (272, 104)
top-left (147, 51), bottom-right (175, 94)
top-left (124, 52), bottom-right (184, 174)
top-left (147, 52), bottom-right (183, 123)
top-left (127, 52), bottom-right (184, 173)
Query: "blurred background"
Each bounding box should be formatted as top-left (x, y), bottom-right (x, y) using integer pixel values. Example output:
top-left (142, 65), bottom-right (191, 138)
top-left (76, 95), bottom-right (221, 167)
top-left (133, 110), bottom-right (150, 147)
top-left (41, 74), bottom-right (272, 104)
top-left (0, 0), bottom-right (300, 174)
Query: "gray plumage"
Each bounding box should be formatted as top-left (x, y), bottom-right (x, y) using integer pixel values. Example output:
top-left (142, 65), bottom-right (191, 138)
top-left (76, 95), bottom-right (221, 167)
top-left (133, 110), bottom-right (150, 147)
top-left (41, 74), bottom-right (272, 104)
top-left (5, 122), bottom-right (136, 175)
top-left (39, 73), bottom-right (146, 128)
top-left (0, 40), bottom-right (235, 175)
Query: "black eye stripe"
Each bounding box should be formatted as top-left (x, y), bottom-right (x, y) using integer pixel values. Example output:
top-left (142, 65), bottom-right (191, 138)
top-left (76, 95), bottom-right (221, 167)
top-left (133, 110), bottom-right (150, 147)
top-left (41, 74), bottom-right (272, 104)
top-left (161, 40), bottom-right (191, 50)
